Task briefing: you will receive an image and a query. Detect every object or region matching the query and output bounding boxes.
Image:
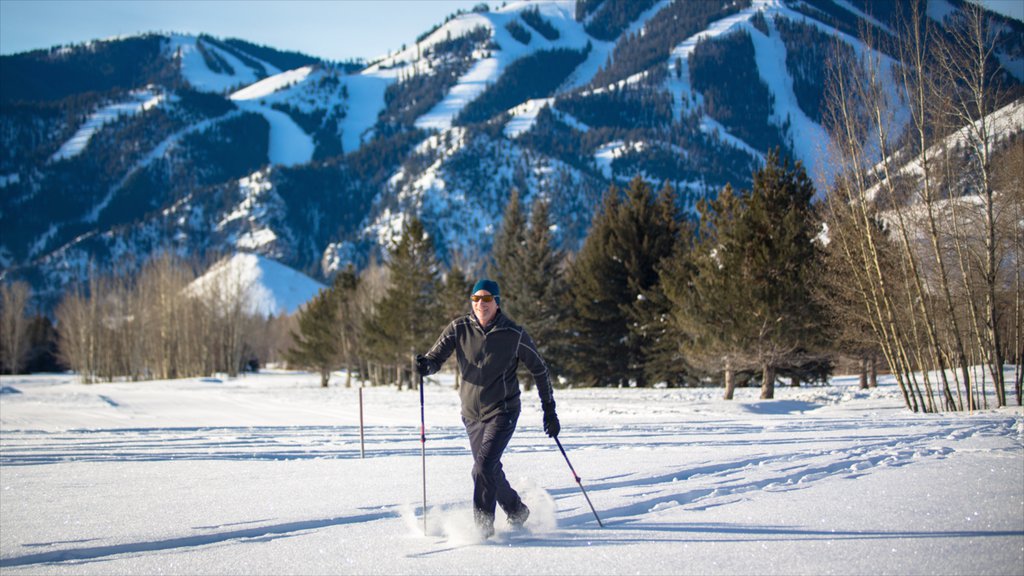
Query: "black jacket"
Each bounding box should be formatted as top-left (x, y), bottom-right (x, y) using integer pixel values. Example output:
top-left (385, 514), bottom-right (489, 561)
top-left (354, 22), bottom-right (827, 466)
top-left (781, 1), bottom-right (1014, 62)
top-left (422, 310), bottom-right (554, 422)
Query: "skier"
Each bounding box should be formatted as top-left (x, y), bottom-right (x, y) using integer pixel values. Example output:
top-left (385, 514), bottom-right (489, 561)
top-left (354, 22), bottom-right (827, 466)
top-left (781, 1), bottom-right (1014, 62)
top-left (415, 279), bottom-right (560, 537)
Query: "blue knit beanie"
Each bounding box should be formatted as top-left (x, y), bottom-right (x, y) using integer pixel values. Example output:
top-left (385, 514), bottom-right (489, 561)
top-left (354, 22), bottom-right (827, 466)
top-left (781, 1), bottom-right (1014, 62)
top-left (471, 279), bottom-right (500, 305)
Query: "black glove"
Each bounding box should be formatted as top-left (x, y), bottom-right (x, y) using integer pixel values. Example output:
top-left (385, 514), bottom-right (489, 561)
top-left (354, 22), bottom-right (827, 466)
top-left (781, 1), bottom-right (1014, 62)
top-left (542, 402), bottom-right (560, 438)
top-left (415, 354), bottom-right (433, 377)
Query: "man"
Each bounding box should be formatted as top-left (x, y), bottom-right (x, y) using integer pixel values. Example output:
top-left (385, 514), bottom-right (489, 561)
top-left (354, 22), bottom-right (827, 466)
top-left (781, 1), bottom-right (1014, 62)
top-left (415, 279), bottom-right (560, 537)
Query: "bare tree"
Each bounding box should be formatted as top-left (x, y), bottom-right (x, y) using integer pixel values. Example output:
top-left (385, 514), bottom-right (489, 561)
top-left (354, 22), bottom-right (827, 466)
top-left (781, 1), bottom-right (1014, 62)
top-left (933, 0), bottom-right (1019, 406)
top-left (0, 281), bottom-right (32, 374)
top-left (819, 0), bottom-right (1022, 411)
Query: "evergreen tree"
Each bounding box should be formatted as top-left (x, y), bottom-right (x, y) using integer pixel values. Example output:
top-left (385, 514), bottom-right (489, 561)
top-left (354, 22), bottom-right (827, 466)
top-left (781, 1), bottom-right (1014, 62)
top-left (285, 287), bottom-right (340, 388)
top-left (667, 151), bottom-right (824, 399)
top-left (440, 262), bottom-right (472, 323)
top-left (492, 188), bottom-right (529, 321)
top-left (493, 190), bottom-right (570, 386)
top-left (565, 177), bottom-right (680, 386)
top-left (439, 262), bottom-right (471, 389)
top-left (613, 179), bottom-right (682, 387)
top-left (515, 196), bottom-right (569, 384)
top-left (642, 187), bottom-right (699, 386)
top-left (332, 266), bottom-right (361, 388)
top-left (362, 217), bottom-right (442, 388)
top-left (564, 187), bottom-right (629, 386)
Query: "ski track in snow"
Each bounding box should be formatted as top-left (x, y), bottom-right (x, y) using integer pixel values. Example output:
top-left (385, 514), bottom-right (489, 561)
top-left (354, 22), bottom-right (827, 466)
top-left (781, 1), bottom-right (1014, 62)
top-left (0, 370), bottom-right (1021, 574)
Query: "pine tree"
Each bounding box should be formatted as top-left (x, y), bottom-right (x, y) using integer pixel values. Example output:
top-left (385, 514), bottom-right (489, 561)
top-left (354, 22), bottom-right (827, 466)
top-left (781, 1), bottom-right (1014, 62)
top-left (565, 177), bottom-right (680, 386)
top-left (492, 188), bottom-right (529, 321)
top-left (362, 217), bottom-right (442, 388)
top-left (515, 196), bottom-right (569, 384)
top-left (440, 262), bottom-right (471, 322)
top-left (492, 190), bottom-right (570, 386)
top-left (439, 262), bottom-right (471, 389)
top-left (564, 187), bottom-right (629, 386)
top-left (667, 152), bottom-right (824, 399)
top-left (332, 266), bottom-right (361, 388)
top-left (613, 179), bottom-right (681, 387)
top-left (285, 287), bottom-right (339, 388)
top-left (643, 186), bottom-right (699, 386)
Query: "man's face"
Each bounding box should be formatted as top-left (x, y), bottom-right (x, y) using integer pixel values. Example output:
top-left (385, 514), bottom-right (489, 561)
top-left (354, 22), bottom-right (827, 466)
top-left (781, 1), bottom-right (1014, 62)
top-left (471, 290), bottom-right (498, 326)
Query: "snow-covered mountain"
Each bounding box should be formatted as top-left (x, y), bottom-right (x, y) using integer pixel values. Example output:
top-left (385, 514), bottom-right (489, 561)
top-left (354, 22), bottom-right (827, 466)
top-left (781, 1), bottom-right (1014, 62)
top-left (1, 0), bottom-right (1022, 308)
top-left (188, 252), bottom-right (326, 317)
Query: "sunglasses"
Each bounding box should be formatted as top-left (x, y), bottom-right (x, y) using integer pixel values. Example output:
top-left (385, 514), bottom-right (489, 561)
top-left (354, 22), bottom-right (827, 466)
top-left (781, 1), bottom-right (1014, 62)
top-left (470, 295), bottom-right (496, 303)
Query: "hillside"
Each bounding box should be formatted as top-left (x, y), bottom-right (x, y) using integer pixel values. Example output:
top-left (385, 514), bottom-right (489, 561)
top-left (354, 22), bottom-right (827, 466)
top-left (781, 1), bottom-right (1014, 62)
top-left (1, 0), bottom-right (1022, 307)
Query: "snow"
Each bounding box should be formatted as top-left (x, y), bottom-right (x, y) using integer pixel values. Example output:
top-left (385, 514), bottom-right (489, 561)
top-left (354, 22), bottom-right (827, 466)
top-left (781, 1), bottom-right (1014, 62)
top-left (187, 253), bottom-right (326, 318)
top-left (832, 0), bottom-right (893, 34)
top-left (340, 71), bottom-right (391, 153)
top-left (168, 35), bottom-right (281, 95)
top-left (700, 115), bottom-right (764, 160)
top-left (927, 0), bottom-right (960, 24)
top-left (595, 140), bottom-right (649, 179)
top-left (662, 0), bottom-right (845, 192)
top-left (865, 97), bottom-right (1024, 201)
top-left (504, 98), bottom-right (554, 138)
top-left (49, 89), bottom-right (164, 163)
top-left (3, 367), bottom-right (1018, 575)
top-left (411, 1), bottom-right (594, 132)
top-left (227, 64), bottom-right (390, 160)
top-left (0, 173), bottom-right (19, 188)
top-left (747, 8), bottom-right (834, 193)
top-left (228, 67), bottom-right (317, 167)
top-left (229, 66), bottom-right (314, 101)
top-left (416, 56), bottom-right (502, 131)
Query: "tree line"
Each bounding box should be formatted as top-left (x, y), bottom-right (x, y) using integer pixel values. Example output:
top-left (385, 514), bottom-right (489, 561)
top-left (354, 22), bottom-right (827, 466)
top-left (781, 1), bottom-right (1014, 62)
top-left (1, 1), bottom-right (1019, 412)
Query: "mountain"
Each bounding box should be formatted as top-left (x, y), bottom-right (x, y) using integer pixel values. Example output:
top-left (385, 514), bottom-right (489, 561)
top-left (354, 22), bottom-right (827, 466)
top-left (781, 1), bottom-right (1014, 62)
top-left (2, 0), bottom-right (1023, 309)
top-left (188, 252), bottom-right (326, 317)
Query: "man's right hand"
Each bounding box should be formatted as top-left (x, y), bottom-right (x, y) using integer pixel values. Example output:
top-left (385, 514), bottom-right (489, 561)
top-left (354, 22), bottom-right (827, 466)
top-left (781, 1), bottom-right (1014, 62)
top-left (542, 402), bottom-right (560, 438)
top-left (415, 354), bottom-right (432, 376)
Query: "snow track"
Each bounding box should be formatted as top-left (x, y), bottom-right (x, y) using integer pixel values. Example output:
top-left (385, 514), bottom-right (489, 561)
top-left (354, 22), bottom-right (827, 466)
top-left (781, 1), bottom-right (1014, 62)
top-left (0, 371), bottom-right (1020, 575)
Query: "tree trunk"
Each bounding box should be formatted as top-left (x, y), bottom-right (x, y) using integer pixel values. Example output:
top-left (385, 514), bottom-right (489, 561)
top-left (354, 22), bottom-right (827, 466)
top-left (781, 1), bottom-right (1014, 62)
top-left (723, 362), bottom-right (736, 400)
top-left (760, 364), bottom-right (776, 399)
top-left (720, 358), bottom-right (737, 399)
top-left (859, 357), bottom-right (869, 389)
top-left (320, 369), bottom-right (329, 388)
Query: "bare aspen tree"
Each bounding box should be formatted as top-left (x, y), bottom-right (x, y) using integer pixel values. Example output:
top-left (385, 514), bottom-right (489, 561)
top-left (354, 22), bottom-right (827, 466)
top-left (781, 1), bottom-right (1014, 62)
top-left (0, 281), bottom-right (32, 374)
top-left (353, 256), bottom-right (390, 386)
top-left (201, 256), bottom-right (258, 377)
top-left (891, 0), bottom-right (974, 410)
top-left (934, 0), bottom-right (1017, 406)
top-left (821, 1), bottom-right (1021, 412)
top-left (821, 33), bottom-right (925, 411)
top-left (56, 283), bottom-right (92, 382)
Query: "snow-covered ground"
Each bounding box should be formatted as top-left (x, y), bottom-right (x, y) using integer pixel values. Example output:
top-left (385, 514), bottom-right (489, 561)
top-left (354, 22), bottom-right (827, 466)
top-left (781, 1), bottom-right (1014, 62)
top-left (1, 369), bottom-right (1021, 575)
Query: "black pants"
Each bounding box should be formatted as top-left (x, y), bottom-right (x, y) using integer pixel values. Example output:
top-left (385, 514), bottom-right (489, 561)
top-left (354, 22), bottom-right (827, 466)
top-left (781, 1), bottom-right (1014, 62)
top-left (463, 411), bottom-right (525, 523)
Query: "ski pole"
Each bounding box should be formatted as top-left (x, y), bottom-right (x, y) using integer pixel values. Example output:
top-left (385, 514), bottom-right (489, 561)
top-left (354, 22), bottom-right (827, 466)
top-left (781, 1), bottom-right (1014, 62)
top-left (419, 372), bottom-right (427, 534)
top-left (554, 436), bottom-right (604, 527)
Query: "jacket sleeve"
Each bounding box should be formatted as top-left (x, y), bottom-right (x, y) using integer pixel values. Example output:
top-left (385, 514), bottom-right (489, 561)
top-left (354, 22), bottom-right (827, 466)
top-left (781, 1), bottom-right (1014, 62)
top-left (422, 319), bottom-right (459, 375)
top-left (517, 329), bottom-right (555, 409)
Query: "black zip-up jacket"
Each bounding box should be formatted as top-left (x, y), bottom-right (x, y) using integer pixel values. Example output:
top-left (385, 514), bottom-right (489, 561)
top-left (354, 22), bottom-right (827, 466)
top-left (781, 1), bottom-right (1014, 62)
top-left (421, 310), bottom-right (555, 422)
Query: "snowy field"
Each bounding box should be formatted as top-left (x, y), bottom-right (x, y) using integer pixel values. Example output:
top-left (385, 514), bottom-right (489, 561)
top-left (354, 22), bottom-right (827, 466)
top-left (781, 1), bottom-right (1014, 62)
top-left (0, 369), bottom-right (1021, 575)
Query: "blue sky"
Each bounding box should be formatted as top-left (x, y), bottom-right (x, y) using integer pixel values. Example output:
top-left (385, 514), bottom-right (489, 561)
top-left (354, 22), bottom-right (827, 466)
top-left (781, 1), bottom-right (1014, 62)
top-left (1, 0), bottom-right (1021, 63)
top-left (0, 0), bottom-right (488, 62)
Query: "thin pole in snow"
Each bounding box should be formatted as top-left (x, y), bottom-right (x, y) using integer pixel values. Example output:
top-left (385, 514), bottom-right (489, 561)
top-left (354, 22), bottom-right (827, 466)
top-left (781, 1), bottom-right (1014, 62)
top-left (359, 387), bottom-right (365, 459)
top-left (419, 372), bottom-right (427, 534)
